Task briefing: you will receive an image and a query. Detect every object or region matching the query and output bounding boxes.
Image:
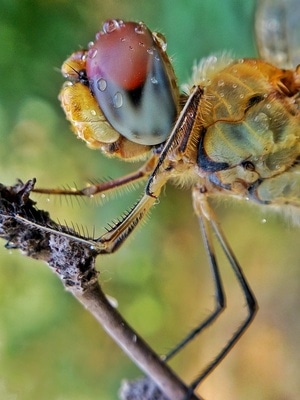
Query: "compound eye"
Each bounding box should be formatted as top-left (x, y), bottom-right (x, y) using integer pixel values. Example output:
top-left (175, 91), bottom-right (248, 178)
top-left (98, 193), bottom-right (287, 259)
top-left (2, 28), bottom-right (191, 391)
top-left (86, 19), bottom-right (179, 145)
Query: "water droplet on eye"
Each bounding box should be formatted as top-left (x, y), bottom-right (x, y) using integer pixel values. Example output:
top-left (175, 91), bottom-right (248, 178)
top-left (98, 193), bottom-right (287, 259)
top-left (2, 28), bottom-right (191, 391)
top-left (103, 19), bottom-right (122, 34)
top-left (218, 79), bottom-right (225, 87)
top-left (113, 92), bottom-right (123, 108)
top-left (88, 48), bottom-right (98, 59)
top-left (132, 334), bottom-right (137, 343)
top-left (151, 76), bottom-right (158, 84)
top-left (97, 78), bottom-right (107, 91)
top-left (135, 23), bottom-right (146, 34)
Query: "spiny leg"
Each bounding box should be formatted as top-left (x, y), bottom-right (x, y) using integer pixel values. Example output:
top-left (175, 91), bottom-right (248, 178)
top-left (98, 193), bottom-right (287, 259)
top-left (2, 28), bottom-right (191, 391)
top-left (32, 154), bottom-right (158, 198)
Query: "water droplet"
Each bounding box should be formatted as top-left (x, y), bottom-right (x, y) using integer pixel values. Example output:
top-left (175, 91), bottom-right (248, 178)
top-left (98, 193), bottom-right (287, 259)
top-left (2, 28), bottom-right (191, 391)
top-left (103, 19), bottom-right (121, 34)
top-left (147, 47), bottom-right (154, 55)
top-left (261, 218), bottom-right (267, 224)
top-left (151, 76), bottom-right (158, 84)
top-left (266, 103), bottom-right (271, 109)
top-left (97, 78), bottom-right (107, 91)
top-left (139, 41), bottom-right (145, 47)
top-left (101, 193), bottom-right (106, 199)
top-left (232, 83), bottom-right (238, 89)
top-left (135, 23), bottom-right (146, 34)
top-left (220, 92), bottom-right (224, 97)
top-left (132, 334), bottom-right (137, 343)
top-left (239, 94), bottom-right (244, 99)
top-left (218, 79), bottom-right (225, 87)
top-left (88, 48), bottom-right (98, 59)
top-left (88, 41), bottom-right (94, 49)
top-left (113, 92), bottom-right (123, 108)
top-left (90, 109), bottom-right (96, 116)
top-left (238, 58), bottom-right (244, 63)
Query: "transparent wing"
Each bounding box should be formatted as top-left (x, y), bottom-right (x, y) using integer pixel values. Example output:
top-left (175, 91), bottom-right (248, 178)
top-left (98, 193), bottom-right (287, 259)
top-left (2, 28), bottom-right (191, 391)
top-left (255, 0), bottom-right (300, 68)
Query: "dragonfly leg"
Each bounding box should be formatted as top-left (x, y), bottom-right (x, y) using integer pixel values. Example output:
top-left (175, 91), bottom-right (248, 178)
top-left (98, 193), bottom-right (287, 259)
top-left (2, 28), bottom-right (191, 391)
top-left (32, 154), bottom-right (158, 198)
top-left (165, 184), bottom-right (257, 397)
top-left (188, 185), bottom-right (258, 392)
top-left (164, 197), bottom-right (226, 361)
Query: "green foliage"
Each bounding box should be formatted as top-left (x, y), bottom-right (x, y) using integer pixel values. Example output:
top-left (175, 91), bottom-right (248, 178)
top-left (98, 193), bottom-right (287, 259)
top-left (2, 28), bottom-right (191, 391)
top-left (1, 1), bottom-right (299, 400)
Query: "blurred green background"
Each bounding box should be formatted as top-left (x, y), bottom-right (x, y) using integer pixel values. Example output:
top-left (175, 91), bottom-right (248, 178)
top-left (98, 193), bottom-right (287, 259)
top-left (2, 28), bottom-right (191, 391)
top-left (0, 1), bottom-right (300, 399)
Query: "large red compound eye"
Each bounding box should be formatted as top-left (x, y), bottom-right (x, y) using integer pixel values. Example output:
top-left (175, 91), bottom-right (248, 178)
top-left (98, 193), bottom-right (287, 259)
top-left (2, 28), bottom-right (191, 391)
top-left (86, 19), bottom-right (179, 145)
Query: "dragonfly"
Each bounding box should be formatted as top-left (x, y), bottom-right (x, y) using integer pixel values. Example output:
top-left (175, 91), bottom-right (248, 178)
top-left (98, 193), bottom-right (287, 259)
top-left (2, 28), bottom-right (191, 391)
top-left (34, 0), bottom-right (300, 397)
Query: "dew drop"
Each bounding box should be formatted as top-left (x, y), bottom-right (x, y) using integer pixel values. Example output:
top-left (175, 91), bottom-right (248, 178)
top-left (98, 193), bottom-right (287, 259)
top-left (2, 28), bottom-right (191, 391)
top-left (88, 41), bottom-right (94, 49)
top-left (151, 76), bottom-right (158, 84)
top-left (132, 334), bottom-right (137, 343)
top-left (239, 94), bottom-right (244, 99)
top-left (97, 78), bottom-right (107, 91)
top-left (261, 218), bottom-right (267, 224)
top-left (90, 109), bottom-right (96, 116)
top-left (113, 92), bottom-right (123, 108)
top-left (103, 19), bottom-right (121, 34)
top-left (147, 47), bottom-right (154, 55)
top-left (218, 79), bottom-right (225, 87)
top-left (232, 83), bottom-right (238, 89)
top-left (135, 23), bottom-right (146, 34)
top-left (88, 48), bottom-right (97, 59)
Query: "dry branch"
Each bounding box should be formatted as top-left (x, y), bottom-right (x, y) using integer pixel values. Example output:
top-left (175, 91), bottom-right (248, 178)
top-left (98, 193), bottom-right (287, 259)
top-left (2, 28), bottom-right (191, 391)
top-left (0, 179), bottom-right (202, 400)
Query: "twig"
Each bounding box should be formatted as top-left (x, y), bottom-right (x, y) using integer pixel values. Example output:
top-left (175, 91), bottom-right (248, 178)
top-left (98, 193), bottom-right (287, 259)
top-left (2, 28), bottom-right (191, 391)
top-left (0, 179), bottom-right (202, 400)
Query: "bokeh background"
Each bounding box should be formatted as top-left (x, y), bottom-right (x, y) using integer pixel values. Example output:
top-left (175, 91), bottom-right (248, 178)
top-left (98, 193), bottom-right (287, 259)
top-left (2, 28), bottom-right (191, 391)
top-left (1, 1), bottom-right (300, 399)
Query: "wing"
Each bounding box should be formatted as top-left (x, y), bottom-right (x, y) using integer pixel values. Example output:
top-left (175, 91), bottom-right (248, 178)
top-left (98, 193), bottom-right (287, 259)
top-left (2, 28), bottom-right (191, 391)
top-left (255, 0), bottom-right (300, 68)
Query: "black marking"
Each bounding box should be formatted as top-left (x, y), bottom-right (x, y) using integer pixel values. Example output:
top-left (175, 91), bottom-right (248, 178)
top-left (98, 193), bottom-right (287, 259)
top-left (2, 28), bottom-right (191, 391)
top-left (197, 129), bottom-right (229, 172)
top-left (245, 94), bottom-right (265, 111)
top-left (247, 179), bottom-right (271, 204)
